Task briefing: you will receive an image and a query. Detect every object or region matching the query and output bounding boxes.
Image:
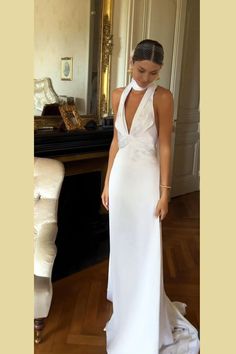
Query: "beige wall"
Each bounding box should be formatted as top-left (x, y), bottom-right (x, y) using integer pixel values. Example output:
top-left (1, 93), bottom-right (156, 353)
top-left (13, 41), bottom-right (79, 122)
top-left (147, 0), bottom-right (177, 89)
top-left (34, 0), bottom-right (90, 113)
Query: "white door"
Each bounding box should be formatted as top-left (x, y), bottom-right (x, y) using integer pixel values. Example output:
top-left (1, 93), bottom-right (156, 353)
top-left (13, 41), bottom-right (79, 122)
top-left (171, 0), bottom-right (200, 197)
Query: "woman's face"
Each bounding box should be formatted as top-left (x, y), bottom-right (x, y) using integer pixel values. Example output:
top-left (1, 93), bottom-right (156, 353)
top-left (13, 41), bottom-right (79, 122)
top-left (131, 60), bottom-right (162, 88)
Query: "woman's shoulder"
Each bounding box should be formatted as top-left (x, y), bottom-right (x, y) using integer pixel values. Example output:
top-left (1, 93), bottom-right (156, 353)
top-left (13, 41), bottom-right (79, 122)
top-left (153, 85), bottom-right (173, 108)
top-left (154, 85), bottom-right (173, 99)
top-left (112, 87), bottom-right (125, 105)
top-left (112, 87), bottom-right (125, 97)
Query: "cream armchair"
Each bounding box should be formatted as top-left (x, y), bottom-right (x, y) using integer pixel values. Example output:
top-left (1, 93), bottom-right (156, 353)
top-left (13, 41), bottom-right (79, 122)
top-left (34, 157), bottom-right (64, 343)
top-left (34, 77), bottom-right (60, 115)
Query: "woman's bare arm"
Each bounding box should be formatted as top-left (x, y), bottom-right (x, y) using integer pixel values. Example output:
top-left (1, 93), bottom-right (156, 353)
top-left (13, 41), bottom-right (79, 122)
top-left (154, 88), bottom-right (174, 198)
top-left (103, 88), bottom-right (123, 188)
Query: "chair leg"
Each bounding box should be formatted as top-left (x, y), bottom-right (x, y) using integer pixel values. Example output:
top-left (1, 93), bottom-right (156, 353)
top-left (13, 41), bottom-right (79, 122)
top-left (34, 318), bottom-right (45, 344)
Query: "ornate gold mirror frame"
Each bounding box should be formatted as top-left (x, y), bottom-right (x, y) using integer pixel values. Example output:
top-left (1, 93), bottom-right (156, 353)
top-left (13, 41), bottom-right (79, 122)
top-left (98, 0), bottom-right (113, 122)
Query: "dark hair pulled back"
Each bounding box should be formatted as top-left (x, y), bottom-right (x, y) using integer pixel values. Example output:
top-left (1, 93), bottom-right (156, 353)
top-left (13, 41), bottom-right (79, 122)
top-left (132, 39), bottom-right (164, 65)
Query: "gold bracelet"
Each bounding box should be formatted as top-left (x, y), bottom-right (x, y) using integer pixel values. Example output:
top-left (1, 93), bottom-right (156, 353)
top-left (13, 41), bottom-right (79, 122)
top-left (160, 184), bottom-right (172, 189)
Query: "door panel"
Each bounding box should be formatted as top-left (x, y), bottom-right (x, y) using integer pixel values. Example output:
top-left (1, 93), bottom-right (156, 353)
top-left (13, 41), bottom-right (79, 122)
top-left (171, 0), bottom-right (200, 197)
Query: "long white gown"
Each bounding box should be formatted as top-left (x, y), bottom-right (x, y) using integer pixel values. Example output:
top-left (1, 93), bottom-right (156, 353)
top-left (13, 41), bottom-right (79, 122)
top-left (104, 80), bottom-right (200, 354)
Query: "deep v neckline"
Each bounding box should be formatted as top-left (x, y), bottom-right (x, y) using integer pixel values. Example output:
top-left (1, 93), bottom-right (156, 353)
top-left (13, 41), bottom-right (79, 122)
top-left (123, 86), bottom-right (150, 135)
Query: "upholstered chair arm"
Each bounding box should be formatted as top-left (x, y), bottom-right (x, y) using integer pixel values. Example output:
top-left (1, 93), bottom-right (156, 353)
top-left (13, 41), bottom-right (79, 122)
top-left (34, 158), bottom-right (64, 344)
top-left (34, 222), bottom-right (58, 278)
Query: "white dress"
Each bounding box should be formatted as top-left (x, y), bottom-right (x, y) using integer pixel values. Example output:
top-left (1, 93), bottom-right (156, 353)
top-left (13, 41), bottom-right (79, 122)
top-left (104, 80), bottom-right (200, 354)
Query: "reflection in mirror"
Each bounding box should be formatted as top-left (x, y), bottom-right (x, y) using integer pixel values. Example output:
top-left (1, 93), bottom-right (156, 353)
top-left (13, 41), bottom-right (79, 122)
top-left (34, 0), bottom-right (102, 117)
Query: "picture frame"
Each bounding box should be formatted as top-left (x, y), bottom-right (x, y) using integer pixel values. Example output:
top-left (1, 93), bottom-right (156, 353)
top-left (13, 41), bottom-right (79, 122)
top-left (61, 57), bottom-right (73, 81)
top-left (59, 103), bottom-right (85, 131)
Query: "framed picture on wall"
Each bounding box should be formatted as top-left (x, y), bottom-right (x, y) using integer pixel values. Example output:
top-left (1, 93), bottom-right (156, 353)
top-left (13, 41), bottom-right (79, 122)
top-left (61, 57), bottom-right (73, 80)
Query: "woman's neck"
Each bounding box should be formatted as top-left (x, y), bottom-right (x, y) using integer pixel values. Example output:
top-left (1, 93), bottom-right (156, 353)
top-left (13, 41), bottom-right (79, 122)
top-left (130, 78), bottom-right (154, 93)
top-left (131, 78), bottom-right (147, 91)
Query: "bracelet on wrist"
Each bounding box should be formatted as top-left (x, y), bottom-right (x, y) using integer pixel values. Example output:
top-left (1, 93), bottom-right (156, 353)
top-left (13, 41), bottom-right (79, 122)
top-left (160, 184), bottom-right (172, 189)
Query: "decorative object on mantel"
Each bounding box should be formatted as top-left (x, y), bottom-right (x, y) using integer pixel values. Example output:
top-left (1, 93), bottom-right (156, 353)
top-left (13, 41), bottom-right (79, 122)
top-left (102, 114), bottom-right (114, 128)
top-left (41, 103), bottom-right (61, 116)
top-left (59, 103), bottom-right (86, 131)
top-left (67, 96), bottom-right (75, 105)
top-left (84, 119), bottom-right (98, 130)
top-left (61, 57), bottom-right (73, 81)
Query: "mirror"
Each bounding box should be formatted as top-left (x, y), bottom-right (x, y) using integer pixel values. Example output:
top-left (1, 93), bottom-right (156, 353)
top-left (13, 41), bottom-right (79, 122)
top-left (34, 0), bottom-right (113, 122)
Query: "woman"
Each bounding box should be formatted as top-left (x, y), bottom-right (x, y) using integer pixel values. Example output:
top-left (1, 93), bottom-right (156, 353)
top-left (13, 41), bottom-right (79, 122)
top-left (101, 39), bottom-right (200, 354)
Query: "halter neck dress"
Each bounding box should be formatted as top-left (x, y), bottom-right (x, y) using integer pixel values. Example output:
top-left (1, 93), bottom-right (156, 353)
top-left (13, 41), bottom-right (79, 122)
top-left (105, 80), bottom-right (200, 354)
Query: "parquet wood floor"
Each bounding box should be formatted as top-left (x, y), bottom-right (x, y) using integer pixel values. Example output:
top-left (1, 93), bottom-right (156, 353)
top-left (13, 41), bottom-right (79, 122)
top-left (35, 191), bottom-right (199, 353)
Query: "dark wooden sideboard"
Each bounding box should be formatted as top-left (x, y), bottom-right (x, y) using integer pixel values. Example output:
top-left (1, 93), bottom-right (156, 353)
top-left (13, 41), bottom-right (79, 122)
top-left (34, 126), bottom-right (113, 179)
top-left (34, 126), bottom-right (113, 157)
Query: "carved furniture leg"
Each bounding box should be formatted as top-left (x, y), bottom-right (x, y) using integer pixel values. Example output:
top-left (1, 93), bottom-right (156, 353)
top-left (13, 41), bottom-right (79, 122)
top-left (34, 318), bottom-right (45, 344)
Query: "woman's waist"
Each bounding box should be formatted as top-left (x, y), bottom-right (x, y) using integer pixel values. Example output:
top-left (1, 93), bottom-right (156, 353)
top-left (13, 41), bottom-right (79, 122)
top-left (115, 146), bottom-right (159, 165)
top-left (118, 135), bottom-right (157, 152)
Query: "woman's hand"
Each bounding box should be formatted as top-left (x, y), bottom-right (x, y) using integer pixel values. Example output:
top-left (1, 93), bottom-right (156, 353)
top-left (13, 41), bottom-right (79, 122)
top-left (101, 184), bottom-right (109, 211)
top-left (155, 194), bottom-right (169, 220)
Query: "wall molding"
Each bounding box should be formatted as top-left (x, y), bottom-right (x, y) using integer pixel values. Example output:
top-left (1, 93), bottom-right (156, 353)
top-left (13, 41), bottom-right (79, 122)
top-left (169, 0), bottom-right (187, 121)
top-left (123, 0), bottom-right (134, 85)
top-left (177, 107), bottom-right (200, 122)
top-left (142, 0), bottom-right (150, 38)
